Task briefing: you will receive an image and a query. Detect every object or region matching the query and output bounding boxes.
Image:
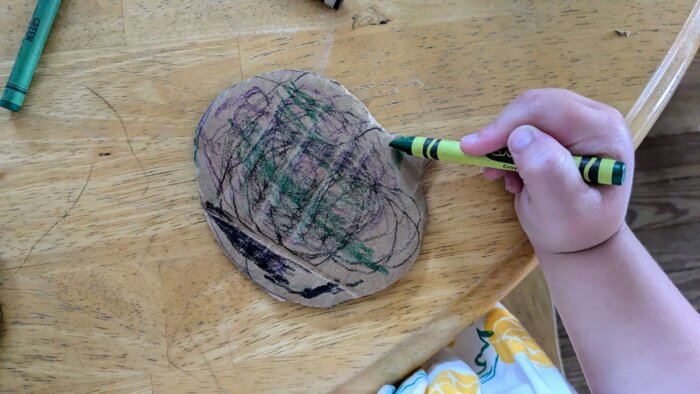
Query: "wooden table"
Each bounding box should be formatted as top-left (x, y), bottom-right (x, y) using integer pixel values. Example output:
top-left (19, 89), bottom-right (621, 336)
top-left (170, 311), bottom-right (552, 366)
top-left (2, 1), bottom-right (698, 392)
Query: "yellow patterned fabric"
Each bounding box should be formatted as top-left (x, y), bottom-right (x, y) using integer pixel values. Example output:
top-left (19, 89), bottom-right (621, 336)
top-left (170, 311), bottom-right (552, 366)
top-left (484, 305), bottom-right (554, 367)
top-left (376, 303), bottom-right (574, 394)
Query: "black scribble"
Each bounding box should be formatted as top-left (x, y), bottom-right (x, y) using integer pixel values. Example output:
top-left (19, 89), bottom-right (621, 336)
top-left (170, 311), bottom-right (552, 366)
top-left (159, 259), bottom-right (204, 383)
top-left (200, 351), bottom-right (225, 393)
top-left (159, 260), bottom-right (185, 377)
top-left (165, 337), bottom-right (196, 379)
top-left (84, 84), bottom-right (149, 197)
top-left (11, 163), bottom-right (94, 278)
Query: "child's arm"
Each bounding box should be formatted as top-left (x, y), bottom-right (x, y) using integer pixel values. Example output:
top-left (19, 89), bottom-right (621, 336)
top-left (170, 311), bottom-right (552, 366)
top-left (540, 223), bottom-right (700, 392)
top-left (461, 89), bottom-right (700, 393)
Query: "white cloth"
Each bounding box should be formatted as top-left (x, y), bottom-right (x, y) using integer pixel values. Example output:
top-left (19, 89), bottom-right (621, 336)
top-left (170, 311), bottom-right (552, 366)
top-left (377, 303), bottom-right (575, 394)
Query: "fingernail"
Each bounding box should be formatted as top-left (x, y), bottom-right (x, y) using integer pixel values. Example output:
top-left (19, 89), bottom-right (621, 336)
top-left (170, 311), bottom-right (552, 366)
top-left (504, 175), bottom-right (512, 190)
top-left (509, 127), bottom-right (534, 153)
top-left (461, 133), bottom-right (479, 145)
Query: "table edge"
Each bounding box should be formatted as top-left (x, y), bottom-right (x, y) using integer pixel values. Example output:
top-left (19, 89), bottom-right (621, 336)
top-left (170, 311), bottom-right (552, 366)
top-left (627, 0), bottom-right (700, 147)
top-left (339, 243), bottom-right (537, 391)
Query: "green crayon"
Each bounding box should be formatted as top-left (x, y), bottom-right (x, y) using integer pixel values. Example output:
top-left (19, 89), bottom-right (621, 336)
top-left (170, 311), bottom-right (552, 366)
top-left (389, 135), bottom-right (626, 186)
top-left (0, 0), bottom-right (62, 112)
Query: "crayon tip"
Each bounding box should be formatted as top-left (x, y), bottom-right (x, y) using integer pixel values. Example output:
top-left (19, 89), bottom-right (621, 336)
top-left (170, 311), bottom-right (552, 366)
top-left (389, 136), bottom-right (414, 155)
top-left (0, 99), bottom-right (21, 112)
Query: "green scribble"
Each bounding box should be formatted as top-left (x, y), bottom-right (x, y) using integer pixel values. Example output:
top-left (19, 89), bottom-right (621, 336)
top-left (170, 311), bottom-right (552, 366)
top-left (393, 149), bottom-right (404, 167)
top-left (342, 242), bottom-right (388, 275)
top-left (279, 173), bottom-right (317, 215)
top-left (237, 80), bottom-right (388, 276)
top-left (243, 123), bottom-right (266, 170)
top-left (283, 81), bottom-right (333, 123)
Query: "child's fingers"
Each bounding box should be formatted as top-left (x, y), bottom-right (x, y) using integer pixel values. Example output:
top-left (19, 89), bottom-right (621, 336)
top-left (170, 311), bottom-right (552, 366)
top-left (481, 167), bottom-right (522, 193)
top-left (481, 167), bottom-right (506, 181)
top-left (510, 123), bottom-right (632, 252)
top-left (460, 88), bottom-right (616, 156)
top-left (504, 172), bottom-right (523, 194)
top-left (507, 125), bottom-right (588, 203)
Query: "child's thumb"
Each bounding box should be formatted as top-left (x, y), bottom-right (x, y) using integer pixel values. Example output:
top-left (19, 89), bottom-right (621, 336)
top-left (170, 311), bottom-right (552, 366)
top-left (507, 125), bottom-right (588, 200)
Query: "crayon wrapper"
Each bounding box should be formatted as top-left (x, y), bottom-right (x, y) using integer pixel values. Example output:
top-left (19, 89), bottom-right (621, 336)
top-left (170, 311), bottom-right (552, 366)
top-left (410, 137), bottom-right (517, 171)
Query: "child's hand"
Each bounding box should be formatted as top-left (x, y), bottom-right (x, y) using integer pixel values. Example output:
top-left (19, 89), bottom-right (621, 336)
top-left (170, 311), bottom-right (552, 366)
top-left (460, 89), bottom-right (635, 254)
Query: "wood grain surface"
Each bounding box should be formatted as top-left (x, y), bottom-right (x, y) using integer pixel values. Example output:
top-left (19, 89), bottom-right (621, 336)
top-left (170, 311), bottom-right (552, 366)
top-left (1, 1), bottom-right (697, 392)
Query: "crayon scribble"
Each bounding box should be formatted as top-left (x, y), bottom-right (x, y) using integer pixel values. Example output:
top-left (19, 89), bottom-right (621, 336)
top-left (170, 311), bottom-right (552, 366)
top-left (194, 71), bottom-right (423, 303)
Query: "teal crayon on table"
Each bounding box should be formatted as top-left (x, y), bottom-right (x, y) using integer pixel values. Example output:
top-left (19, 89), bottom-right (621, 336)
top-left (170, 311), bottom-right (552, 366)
top-left (0, 0), bottom-right (62, 112)
top-left (390, 135), bottom-right (626, 186)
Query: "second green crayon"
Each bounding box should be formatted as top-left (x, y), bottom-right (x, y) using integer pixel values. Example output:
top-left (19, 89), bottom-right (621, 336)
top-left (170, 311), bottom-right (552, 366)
top-left (0, 0), bottom-right (62, 112)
